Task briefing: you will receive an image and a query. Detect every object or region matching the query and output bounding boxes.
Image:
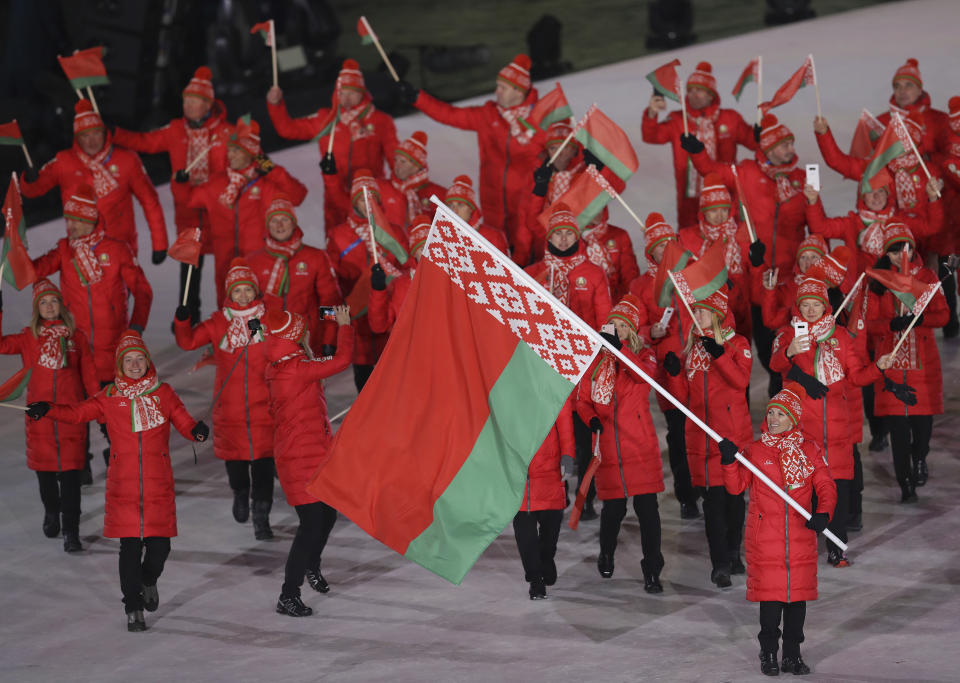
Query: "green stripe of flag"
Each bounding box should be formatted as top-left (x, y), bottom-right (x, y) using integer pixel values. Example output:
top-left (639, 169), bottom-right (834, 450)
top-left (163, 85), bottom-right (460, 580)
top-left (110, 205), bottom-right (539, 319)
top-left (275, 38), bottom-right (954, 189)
top-left (575, 191), bottom-right (612, 229)
top-left (0, 136), bottom-right (23, 146)
top-left (689, 266), bottom-right (729, 302)
top-left (404, 341), bottom-right (573, 584)
top-left (733, 74), bottom-right (755, 102)
top-left (646, 74), bottom-right (680, 103)
top-left (372, 222), bottom-right (408, 265)
top-left (0, 368), bottom-right (31, 402)
top-left (576, 128), bottom-right (633, 183)
top-left (539, 103), bottom-right (574, 130)
top-left (860, 141), bottom-right (906, 193)
top-left (68, 75), bottom-right (110, 90)
top-left (889, 289), bottom-right (918, 311)
top-left (656, 251), bottom-right (692, 308)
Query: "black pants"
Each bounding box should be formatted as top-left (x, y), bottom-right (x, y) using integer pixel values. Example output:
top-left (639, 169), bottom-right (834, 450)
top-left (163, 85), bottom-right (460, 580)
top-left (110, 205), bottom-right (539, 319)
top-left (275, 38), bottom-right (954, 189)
top-left (701, 486), bottom-right (745, 572)
top-left (224, 458), bottom-right (275, 502)
top-left (119, 537), bottom-right (171, 613)
top-left (759, 600), bottom-right (806, 657)
top-left (826, 478), bottom-right (850, 554)
top-left (572, 413), bottom-right (596, 508)
top-left (938, 256), bottom-right (958, 330)
top-left (179, 256), bottom-right (204, 324)
top-left (862, 381), bottom-right (887, 440)
top-left (36, 470), bottom-right (82, 534)
top-left (751, 304), bottom-right (782, 397)
top-left (599, 494), bottom-right (664, 577)
top-left (281, 501), bottom-right (338, 598)
top-left (664, 409), bottom-right (696, 506)
top-left (887, 414), bottom-right (933, 486)
top-left (512, 509), bottom-right (562, 583)
top-left (352, 364), bottom-right (374, 393)
top-left (850, 446), bottom-right (863, 518)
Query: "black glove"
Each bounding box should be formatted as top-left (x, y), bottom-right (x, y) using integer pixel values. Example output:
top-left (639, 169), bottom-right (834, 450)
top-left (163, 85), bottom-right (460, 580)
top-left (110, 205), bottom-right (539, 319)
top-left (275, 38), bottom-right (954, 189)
top-left (701, 336), bottom-right (724, 359)
top-left (600, 331), bottom-right (622, 350)
top-left (719, 438), bottom-right (739, 465)
top-left (129, 324), bottom-right (144, 334)
top-left (26, 402), bottom-right (51, 420)
top-left (890, 313), bottom-right (921, 331)
top-left (151, 250), bottom-right (166, 265)
top-left (23, 166), bottom-right (38, 183)
top-left (828, 286), bottom-right (844, 313)
top-left (680, 133), bottom-right (705, 155)
top-left (805, 511), bottom-right (830, 533)
top-left (532, 161), bottom-right (555, 197)
top-left (883, 374), bottom-right (918, 406)
top-left (396, 80), bottom-right (419, 106)
top-left (589, 416), bottom-right (603, 434)
top-left (254, 153), bottom-right (274, 175)
top-left (581, 148), bottom-right (605, 171)
top-left (320, 152), bottom-right (337, 175)
top-left (0, 290), bottom-right (3, 310)
top-left (320, 344), bottom-right (336, 357)
top-left (748, 240), bottom-right (766, 267)
top-left (174, 305), bottom-right (191, 322)
top-left (664, 351), bottom-right (682, 377)
top-left (370, 263), bottom-right (387, 291)
top-left (787, 364), bottom-right (829, 400)
top-left (753, 123), bottom-right (762, 143)
top-left (191, 421), bottom-right (210, 442)
top-left (174, 169), bottom-right (190, 183)
top-left (247, 318), bottom-right (261, 336)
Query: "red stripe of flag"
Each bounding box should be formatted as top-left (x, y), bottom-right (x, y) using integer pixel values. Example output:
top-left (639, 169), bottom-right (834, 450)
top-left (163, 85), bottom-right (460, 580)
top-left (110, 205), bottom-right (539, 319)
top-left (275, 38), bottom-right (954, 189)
top-left (759, 55), bottom-right (814, 116)
top-left (2, 174), bottom-right (37, 291)
top-left (57, 47), bottom-right (109, 89)
top-left (646, 59), bottom-right (682, 102)
top-left (250, 20), bottom-right (273, 46)
top-left (732, 57), bottom-right (759, 102)
top-left (0, 120), bottom-right (23, 146)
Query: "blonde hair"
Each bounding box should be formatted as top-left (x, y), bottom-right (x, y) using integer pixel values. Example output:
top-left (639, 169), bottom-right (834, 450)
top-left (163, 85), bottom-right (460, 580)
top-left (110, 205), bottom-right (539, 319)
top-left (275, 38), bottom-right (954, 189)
top-left (30, 294), bottom-right (75, 338)
top-left (624, 327), bottom-right (644, 355)
top-left (683, 309), bottom-right (724, 355)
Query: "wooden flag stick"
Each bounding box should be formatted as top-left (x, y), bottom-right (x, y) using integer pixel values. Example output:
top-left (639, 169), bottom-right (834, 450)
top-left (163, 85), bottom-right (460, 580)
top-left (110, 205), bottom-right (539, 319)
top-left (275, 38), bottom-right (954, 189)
top-left (611, 192), bottom-right (646, 231)
top-left (895, 112), bottom-right (940, 198)
top-left (329, 405), bottom-right (350, 423)
top-left (756, 55), bottom-right (763, 125)
top-left (184, 143), bottom-right (215, 173)
top-left (0, 261), bottom-right (6, 292)
top-left (0, 402), bottom-right (29, 411)
top-left (86, 87), bottom-right (100, 114)
top-left (361, 16), bottom-right (399, 82)
top-left (680, 77), bottom-right (689, 136)
top-left (21, 143), bottom-right (34, 169)
top-left (362, 187), bottom-right (379, 265)
top-left (889, 283), bottom-right (942, 358)
top-left (181, 264), bottom-right (193, 307)
top-left (270, 19), bottom-right (279, 88)
top-left (810, 54), bottom-right (822, 119)
top-left (547, 105), bottom-right (594, 166)
top-left (326, 108), bottom-right (337, 155)
top-left (836, 272), bottom-right (865, 314)
top-left (731, 165), bottom-right (756, 243)
top-left (667, 270), bottom-right (706, 336)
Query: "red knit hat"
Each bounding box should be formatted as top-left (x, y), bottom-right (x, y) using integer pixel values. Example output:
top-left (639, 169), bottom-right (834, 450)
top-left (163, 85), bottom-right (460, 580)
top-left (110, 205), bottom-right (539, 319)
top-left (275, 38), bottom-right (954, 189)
top-left (445, 175), bottom-right (478, 213)
top-left (114, 329), bottom-right (154, 379)
top-left (893, 58), bottom-right (922, 88)
top-left (262, 309), bottom-right (306, 343)
top-left (699, 173), bottom-right (732, 210)
top-left (183, 66), bottom-right (214, 101)
top-left (644, 212), bottom-right (676, 255)
top-left (796, 277), bottom-right (828, 307)
top-left (768, 381), bottom-right (805, 426)
top-left (546, 201), bottom-right (580, 238)
top-left (546, 119), bottom-right (574, 147)
top-left (73, 99), bottom-right (103, 136)
top-left (691, 284), bottom-right (729, 321)
top-left (394, 131), bottom-right (429, 168)
top-left (759, 114), bottom-right (794, 152)
top-left (32, 278), bottom-right (61, 306)
top-left (883, 221), bottom-right (916, 252)
top-left (796, 233), bottom-right (827, 259)
top-left (408, 214), bottom-right (432, 255)
top-left (229, 117), bottom-right (261, 156)
top-left (806, 245), bottom-right (850, 288)
top-left (498, 54), bottom-right (532, 93)
top-left (607, 294), bottom-right (644, 332)
top-left (265, 194), bottom-right (296, 226)
top-left (337, 59), bottom-right (365, 92)
top-left (687, 61), bottom-right (718, 99)
top-left (224, 257), bottom-right (260, 298)
top-left (351, 168), bottom-right (380, 205)
top-left (63, 184), bottom-right (98, 223)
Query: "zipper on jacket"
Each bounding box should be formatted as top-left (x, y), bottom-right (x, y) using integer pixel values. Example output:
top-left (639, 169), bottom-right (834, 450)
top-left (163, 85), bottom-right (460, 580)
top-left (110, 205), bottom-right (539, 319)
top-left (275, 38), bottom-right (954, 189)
top-left (784, 497), bottom-right (790, 603)
top-left (53, 370), bottom-right (61, 472)
top-left (771, 203), bottom-right (780, 269)
top-left (822, 399), bottom-right (829, 465)
top-left (86, 287), bottom-right (95, 356)
top-left (525, 476), bottom-right (531, 512)
top-left (612, 392), bottom-right (629, 498)
top-left (703, 371), bottom-right (710, 488)
top-left (138, 433), bottom-right (145, 540)
top-left (244, 351), bottom-right (254, 461)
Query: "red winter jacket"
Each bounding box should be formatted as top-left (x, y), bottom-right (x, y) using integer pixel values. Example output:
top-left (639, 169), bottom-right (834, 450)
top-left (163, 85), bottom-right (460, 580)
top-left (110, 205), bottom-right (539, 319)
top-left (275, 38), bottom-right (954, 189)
top-left (33, 235), bottom-right (153, 383)
top-left (876, 92), bottom-right (949, 157)
top-left (388, 176), bottom-right (447, 228)
top-left (0, 315), bottom-right (98, 471)
top-left (368, 269), bottom-right (414, 334)
top-left (576, 347), bottom-right (664, 500)
top-left (769, 321), bottom-right (881, 480)
top-left (519, 400), bottom-right (574, 512)
top-left (265, 324), bottom-right (355, 506)
top-left (21, 138), bottom-right (168, 255)
top-left (668, 333), bottom-right (753, 488)
top-left (246, 243), bottom-right (343, 351)
top-left (322, 173), bottom-right (408, 232)
top-left (723, 430), bottom-right (836, 603)
top-left (584, 221), bottom-right (640, 301)
top-left (173, 310), bottom-right (273, 462)
top-left (525, 253), bottom-right (612, 330)
top-left (866, 262), bottom-right (947, 416)
top-left (48, 382), bottom-right (199, 538)
top-left (642, 98), bottom-right (757, 226)
top-left (415, 89), bottom-right (546, 247)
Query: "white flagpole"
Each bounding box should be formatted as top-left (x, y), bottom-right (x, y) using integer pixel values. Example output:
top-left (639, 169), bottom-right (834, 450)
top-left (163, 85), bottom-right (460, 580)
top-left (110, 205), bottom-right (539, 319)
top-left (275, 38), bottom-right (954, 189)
top-left (836, 272), bottom-right (865, 314)
top-left (270, 20), bottom-right (279, 88)
top-left (85, 87), bottom-right (100, 114)
top-left (363, 187), bottom-right (379, 265)
top-left (361, 16), bottom-right (399, 82)
top-left (809, 54), bottom-right (822, 119)
top-left (756, 55), bottom-right (763, 125)
top-left (893, 112), bottom-right (940, 197)
top-left (680, 77), bottom-right (689, 136)
top-left (548, 104), bottom-right (595, 166)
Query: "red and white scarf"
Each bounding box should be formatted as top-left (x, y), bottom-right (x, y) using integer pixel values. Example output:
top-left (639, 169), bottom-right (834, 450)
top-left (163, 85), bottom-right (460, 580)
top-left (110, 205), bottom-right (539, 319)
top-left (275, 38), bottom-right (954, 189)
top-left (69, 226), bottom-right (106, 285)
top-left (685, 104), bottom-right (720, 198)
top-left (761, 426), bottom-right (813, 490)
top-left (220, 302), bottom-right (266, 352)
top-left (547, 157), bottom-right (586, 204)
top-left (497, 103), bottom-right (535, 145)
top-left (338, 100), bottom-right (376, 142)
top-left (264, 228), bottom-right (303, 297)
top-left (793, 314), bottom-right (845, 385)
top-left (114, 373), bottom-right (165, 433)
top-left (582, 220), bottom-right (615, 281)
top-left (699, 216), bottom-right (743, 276)
top-left (219, 163), bottom-right (258, 208)
top-left (542, 251), bottom-right (585, 306)
top-left (888, 154), bottom-right (921, 209)
top-left (757, 153), bottom-right (801, 203)
top-left (349, 215), bottom-right (402, 278)
top-left (186, 127), bottom-right (212, 184)
top-left (76, 144), bottom-right (119, 198)
top-left (36, 321), bottom-right (71, 370)
top-left (890, 262), bottom-right (922, 370)
top-left (391, 167), bottom-right (430, 224)
top-left (685, 327), bottom-right (734, 380)
top-left (591, 351), bottom-right (618, 406)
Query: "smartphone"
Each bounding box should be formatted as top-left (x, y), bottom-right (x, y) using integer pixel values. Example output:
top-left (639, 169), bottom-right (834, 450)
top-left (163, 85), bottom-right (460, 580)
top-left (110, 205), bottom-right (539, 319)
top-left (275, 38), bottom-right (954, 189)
top-left (319, 306), bottom-right (337, 321)
top-left (793, 320), bottom-right (809, 350)
top-left (601, 323), bottom-right (615, 335)
top-left (805, 163), bottom-right (821, 192)
top-left (659, 307), bottom-right (674, 327)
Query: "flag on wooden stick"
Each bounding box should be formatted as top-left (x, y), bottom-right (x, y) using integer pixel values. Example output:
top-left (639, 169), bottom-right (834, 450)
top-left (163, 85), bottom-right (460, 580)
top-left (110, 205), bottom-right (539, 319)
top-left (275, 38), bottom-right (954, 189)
top-left (57, 47), bottom-right (109, 90)
top-left (759, 55), bottom-right (814, 116)
top-left (2, 174), bottom-right (36, 291)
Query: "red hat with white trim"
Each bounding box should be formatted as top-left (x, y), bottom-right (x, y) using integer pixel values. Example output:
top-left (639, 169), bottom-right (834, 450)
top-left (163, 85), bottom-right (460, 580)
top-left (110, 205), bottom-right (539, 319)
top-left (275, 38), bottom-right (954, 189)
top-left (546, 119), bottom-right (574, 147)
top-left (760, 114), bottom-right (794, 152)
top-left (498, 54), bottom-right (532, 93)
top-left (183, 66), bottom-right (214, 101)
top-left (32, 278), bottom-right (62, 307)
top-left (445, 175), bottom-right (478, 213)
top-left (699, 173), bottom-right (732, 210)
top-left (224, 257), bottom-right (260, 297)
top-left (229, 117), bottom-right (261, 156)
top-left (691, 284), bottom-right (729, 320)
top-left (768, 381), bottom-right (806, 425)
top-left (607, 294), bottom-right (644, 332)
top-left (73, 99), bottom-right (103, 136)
top-left (262, 309), bottom-right (306, 343)
top-left (337, 59), bottom-right (365, 92)
top-left (797, 233), bottom-right (827, 259)
top-left (644, 212), bottom-right (676, 255)
top-left (893, 58), bottom-right (923, 88)
top-left (883, 221), bottom-right (916, 252)
top-left (395, 131), bottom-right (429, 168)
top-left (265, 194), bottom-right (296, 226)
top-left (546, 201), bottom-right (580, 238)
top-left (796, 277), bottom-right (828, 307)
top-left (408, 214), bottom-right (432, 255)
top-left (687, 61), bottom-right (718, 100)
top-left (63, 184), bottom-right (98, 223)
top-left (351, 168), bottom-right (380, 205)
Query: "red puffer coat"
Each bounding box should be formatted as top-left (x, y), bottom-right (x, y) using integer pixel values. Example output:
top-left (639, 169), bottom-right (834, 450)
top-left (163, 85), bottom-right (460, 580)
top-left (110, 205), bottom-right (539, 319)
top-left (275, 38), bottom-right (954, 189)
top-left (20, 138), bottom-right (168, 255)
top-left (415, 89), bottom-right (546, 247)
top-left (173, 309), bottom-right (273, 462)
top-left (265, 324), bottom-right (355, 506)
top-left (32, 236), bottom-right (153, 383)
top-left (642, 98), bottom-right (757, 226)
top-left (525, 254), bottom-right (612, 330)
top-left (189, 164), bottom-right (308, 307)
top-left (519, 400), bottom-right (574, 511)
top-left (669, 333), bottom-right (753, 488)
top-left (577, 346), bottom-right (664, 500)
top-left (322, 173), bottom-right (408, 233)
top-left (723, 429), bottom-right (836, 602)
top-left (769, 321), bottom-right (881, 480)
top-left (584, 219), bottom-right (640, 301)
top-left (368, 269), bottom-right (414, 334)
top-left (866, 261), bottom-right (947, 416)
top-left (47, 383), bottom-right (199, 538)
top-left (0, 315), bottom-right (98, 471)
top-left (246, 243), bottom-right (343, 352)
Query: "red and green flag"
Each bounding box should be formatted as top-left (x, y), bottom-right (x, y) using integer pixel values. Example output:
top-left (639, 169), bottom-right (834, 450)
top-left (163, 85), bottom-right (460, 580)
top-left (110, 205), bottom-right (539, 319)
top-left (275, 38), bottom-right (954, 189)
top-left (2, 174), bottom-right (37, 291)
top-left (363, 188), bottom-right (409, 266)
top-left (306, 203), bottom-right (602, 583)
top-left (0, 120), bottom-right (23, 147)
top-left (0, 367), bottom-right (31, 403)
top-left (521, 83), bottom-right (573, 132)
top-left (732, 57), bottom-right (760, 102)
top-left (671, 239), bottom-right (728, 306)
top-left (646, 59), bottom-right (682, 102)
top-left (539, 164), bottom-right (624, 231)
top-left (168, 227), bottom-right (203, 268)
top-left (250, 20), bottom-right (274, 46)
top-left (57, 47), bottom-right (109, 90)
top-left (654, 240), bottom-right (693, 307)
top-left (356, 16), bottom-right (375, 45)
top-left (866, 269), bottom-right (941, 315)
top-left (573, 105), bottom-right (638, 183)
top-left (849, 109), bottom-right (885, 159)
top-left (759, 54), bottom-right (815, 116)
top-left (860, 115), bottom-right (911, 193)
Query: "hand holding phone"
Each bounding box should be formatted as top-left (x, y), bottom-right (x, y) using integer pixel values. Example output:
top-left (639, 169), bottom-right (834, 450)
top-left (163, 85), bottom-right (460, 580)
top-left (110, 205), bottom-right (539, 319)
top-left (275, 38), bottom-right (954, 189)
top-left (805, 164), bottom-right (821, 192)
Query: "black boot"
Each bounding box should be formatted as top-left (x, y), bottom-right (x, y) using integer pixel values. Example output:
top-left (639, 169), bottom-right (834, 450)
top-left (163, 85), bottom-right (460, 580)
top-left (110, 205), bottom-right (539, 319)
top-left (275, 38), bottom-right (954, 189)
top-left (232, 488), bottom-right (250, 523)
top-left (597, 552), bottom-right (614, 578)
top-left (63, 531), bottom-right (83, 553)
top-left (680, 500), bottom-right (701, 520)
top-left (730, 555), bottom-right (746, 575)
top-left (780, 654), bottom-right (810, 675)
top-left (580, 502), bottom-right (598, 521)
top-left (142, 584), bottom-right (159, 612)
top-left (305, 567), bottom-right (330, 593)
top-left (759, 651), bottom-right (779, 676)
top-left (82, 455), bottom-right (93, 486)
top-left (276, 595), bottom-right (312, 617)
top-left (914, 458), bottom-right (928, 487)
top-left (542, 558), bottom-right (557, 586)
top-left (643, 573), bottom-right (663, 594)
top-left (868, 434), bottom-right (888, 452)
top-left (711, 567), bottom-right (732, 588)
top-left (528, 579), bottom-right (547, 600)
top-left (251, 500), bottom-right (273, 540)
top-left (899, 481), bottom-right (918, 504)
top-left (42, 511), bottom-right (60, 538)
top-left (126, 610), bottom-right (146, 632)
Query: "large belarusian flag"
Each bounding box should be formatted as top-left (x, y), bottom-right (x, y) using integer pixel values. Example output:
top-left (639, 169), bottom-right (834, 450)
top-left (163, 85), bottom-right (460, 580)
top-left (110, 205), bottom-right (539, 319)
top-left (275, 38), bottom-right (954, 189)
top-left (521, 83), bottom-right (573, 132)
top-left (646, 59), bottom-right (682, 102)
top-left (654, 241), bottom-right (693, 307)
top-left (670, 239), bottom-right (728, 305)
top-left (2, 173), bottom-right (36, 291)
top-left (0, 120), bottom-right (24, 147)
top-left (732, 57), bottom-right (760, 102)
top-left (306, 202), bottom-right (602, 583)
top-left (849, 109), bottom-right (885, 159)
top-left (759, 55), bottom-right (814, 116)
top-left (57, 47), bottom-right (109, 90)
top-left (539, 164), bottom-right (623, 231)
top-left (573, 105), bottom-right (638, 183)
top-left (860, 115), bottom-right (911, 193)
top-left (866, 269), bottom-right (941, 315)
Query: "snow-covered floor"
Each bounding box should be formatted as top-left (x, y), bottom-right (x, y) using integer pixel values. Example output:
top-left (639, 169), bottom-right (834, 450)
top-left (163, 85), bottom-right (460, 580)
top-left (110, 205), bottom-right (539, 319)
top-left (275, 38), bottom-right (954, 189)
top-left (2, 1), bottom-right (959, 680)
